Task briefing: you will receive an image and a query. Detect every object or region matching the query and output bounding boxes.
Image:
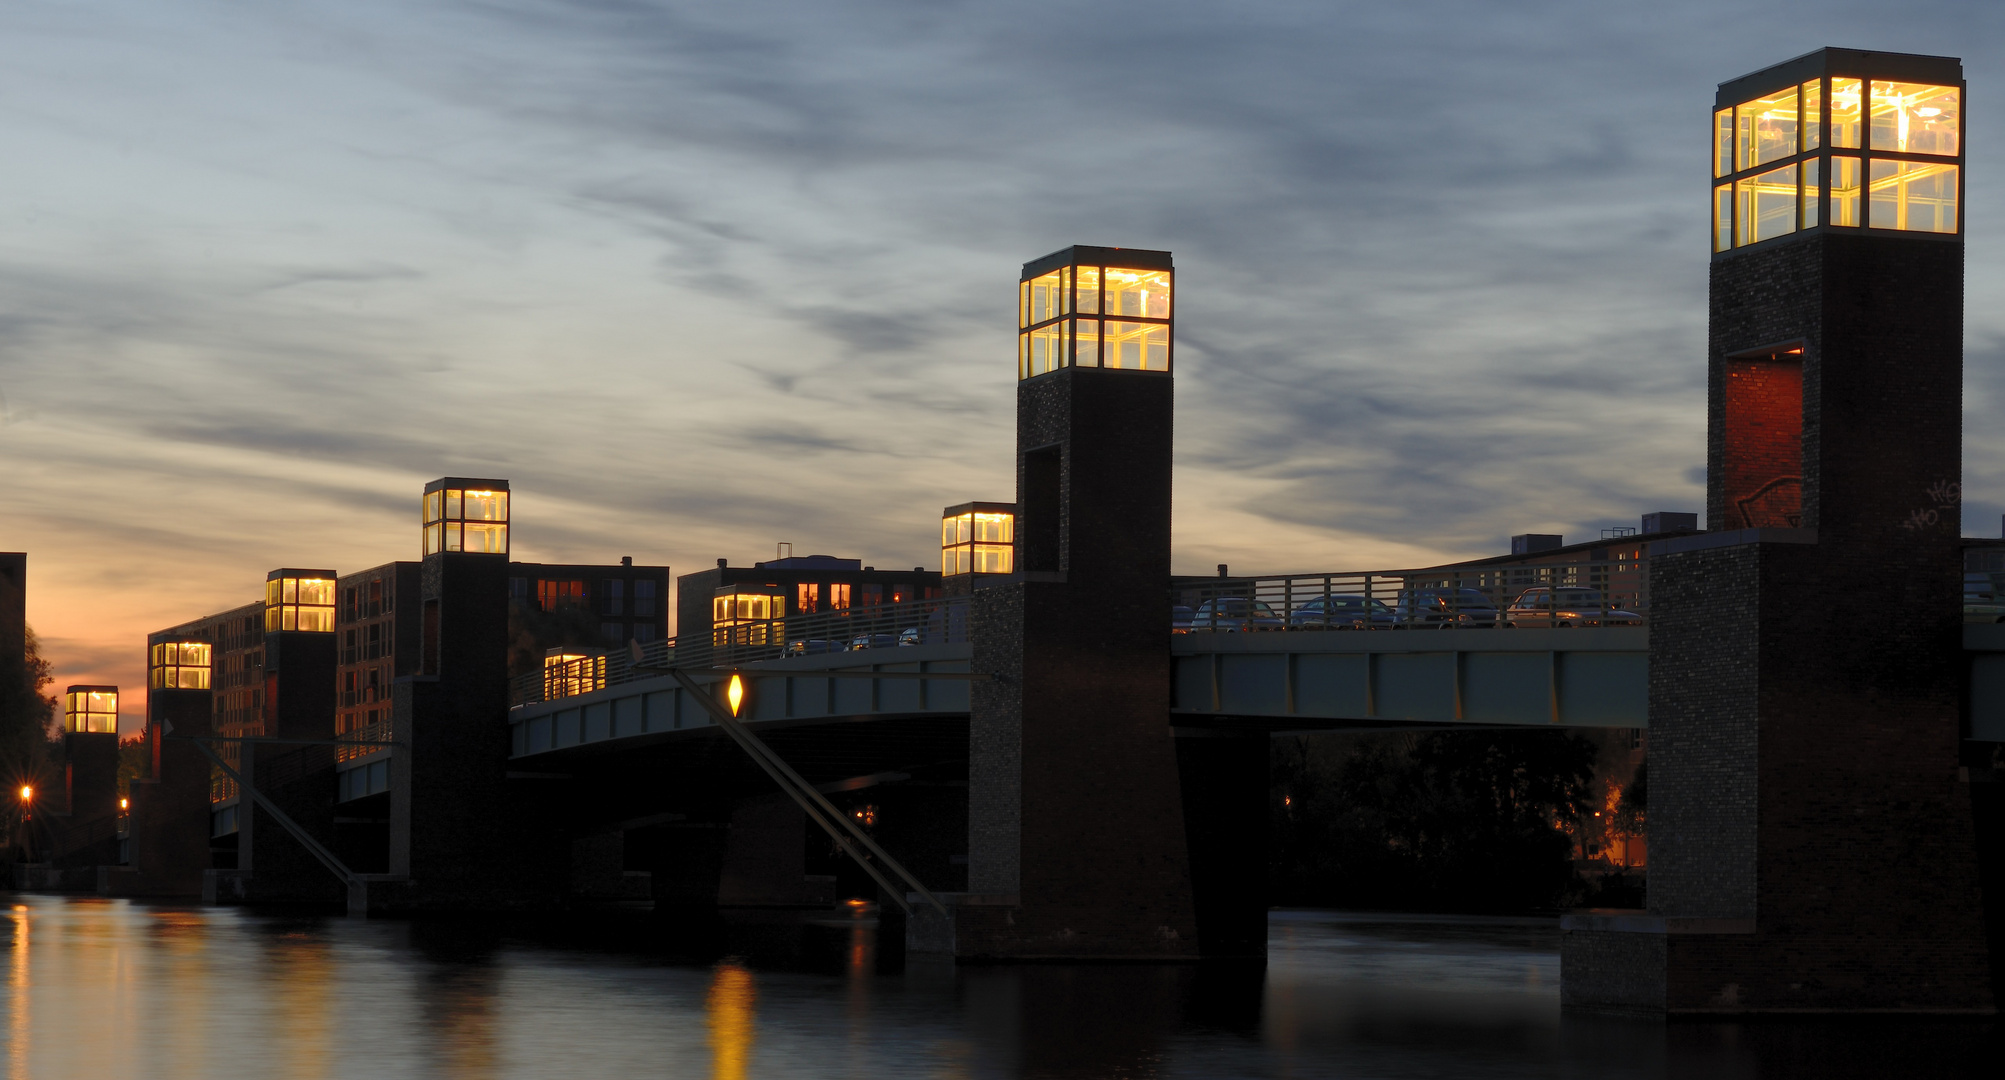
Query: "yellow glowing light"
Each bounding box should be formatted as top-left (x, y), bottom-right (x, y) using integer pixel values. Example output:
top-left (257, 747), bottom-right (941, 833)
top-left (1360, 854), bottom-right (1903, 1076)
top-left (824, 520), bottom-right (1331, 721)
top-left (727, 674), bottom-right (746, 717)
top-left (120, 798), bottom-right (130, 810)
top-left (17, 786), bottom-right (30, 802)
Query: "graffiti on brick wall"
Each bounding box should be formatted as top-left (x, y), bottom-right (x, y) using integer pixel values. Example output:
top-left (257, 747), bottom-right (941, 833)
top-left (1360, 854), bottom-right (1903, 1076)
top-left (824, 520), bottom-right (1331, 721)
top-left (1735, 476), bottom-right (1802, 528)
top-left (1900, 479), bottom-right (1960, 532)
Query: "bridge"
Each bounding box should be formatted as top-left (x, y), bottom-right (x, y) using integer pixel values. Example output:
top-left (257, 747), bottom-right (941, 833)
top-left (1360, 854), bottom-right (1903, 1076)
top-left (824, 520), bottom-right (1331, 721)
top-left (497, 551), bottom-right (2005, 765)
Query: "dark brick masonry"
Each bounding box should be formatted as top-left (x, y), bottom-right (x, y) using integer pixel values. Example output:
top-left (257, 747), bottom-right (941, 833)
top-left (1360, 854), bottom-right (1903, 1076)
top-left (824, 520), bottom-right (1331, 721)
top-left (1564, 227), bottom-right (1994, 1012)
top-left (959, 364), bottom-right (1208, 959)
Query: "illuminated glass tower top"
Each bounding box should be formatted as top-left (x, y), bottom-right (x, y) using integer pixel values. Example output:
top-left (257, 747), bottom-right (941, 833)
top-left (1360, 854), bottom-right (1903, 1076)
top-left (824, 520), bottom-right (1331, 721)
top-left (265, 569), bottom-right (337, 632)
top-left (941, 502), bottom-right (1014, 576)
top-left (64, 686), bottom-right (118, 734)
top-left (1713, 48), bottom-right (1962, 253)
top-left (422, 477), bottom-right (510, 556)
top-left (1018, 246), bottom-right (1173, 379)
top-left (149, 640), bottom-right (212, 690)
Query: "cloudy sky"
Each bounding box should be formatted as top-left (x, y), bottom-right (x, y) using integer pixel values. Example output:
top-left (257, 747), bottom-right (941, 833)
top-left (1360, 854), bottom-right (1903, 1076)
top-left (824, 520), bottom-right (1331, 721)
top-left (3, 1), bottom-right (2003, 730)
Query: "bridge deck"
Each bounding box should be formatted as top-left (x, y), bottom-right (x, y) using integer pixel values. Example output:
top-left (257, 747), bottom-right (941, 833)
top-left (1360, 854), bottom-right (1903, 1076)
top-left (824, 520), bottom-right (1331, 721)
top-left (503, 624), bottom-right (2005, 757)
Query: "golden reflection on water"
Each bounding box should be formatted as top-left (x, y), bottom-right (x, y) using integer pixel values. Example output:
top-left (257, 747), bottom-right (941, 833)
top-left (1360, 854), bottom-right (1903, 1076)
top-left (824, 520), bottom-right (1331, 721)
top-left (8, 905), bottom-right (27, 1080)
top-left (261, 930), bottom-right (334, 1080)
top-left (420, 965), bottom-right (502, 1080)
top-left (706, 961), bottom-right (756, 1080)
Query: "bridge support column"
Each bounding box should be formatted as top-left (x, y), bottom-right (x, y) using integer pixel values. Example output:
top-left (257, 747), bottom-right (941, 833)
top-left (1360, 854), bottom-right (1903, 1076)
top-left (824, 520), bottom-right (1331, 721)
top-left (949, 246), bottom-right (1224, 960)
top-left (367, 478), bottom-right (568, 914)
top-left (109, 688), bottom-right (213, 897)
top-left (235, 624), bottom-right (345, 904)
top-left (1562, 49), bottom-right (1993, 1013)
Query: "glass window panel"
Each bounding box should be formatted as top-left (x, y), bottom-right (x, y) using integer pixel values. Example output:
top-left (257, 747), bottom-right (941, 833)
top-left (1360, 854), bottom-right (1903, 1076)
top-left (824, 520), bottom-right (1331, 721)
top-left (1028, 271), bottom-right (1063, 325)
top-left (1736, 87), bottom-right (1798, 170)
top-left (1018, 334), bottom-right (1029, 380)
top-left (714, 597), bottom-right (728, 623)
top-left (1715, 109), bottom-right (1734, 177)
top-left (1106, 269), bottom-right (1171, 318)
top-left (299, 579), bottom-right (335, 606)
top-left (830, 583), bottom-right (850, 610)
top-left (1735, 164), bottom-right (1797, 246)
top-left (461, 489), bottom-right (506, 522)
top-left (1871, 82), bottom-right (1959, 156)
top-left (1018, 281), bottom-right (1028, 329)
top-left (973, 544), bottom-right (1013, 574)
top-left (1028, 324), bottom-right (1065, 377)
top-left (464, 522), bottom-right (507, 553)
top-left (1802, 82), bottom-right (1822, 151)
top-left (1830, 78), bottom-right (1862, 148)
top-left (423, 491), bottom-right (442, 524)
top-left (1072, 318), bottom-right (1101, 367)
top-left (941, 517), bottom-right (956, 548)
top-left (973, 512), bottom-right (1012, 543)
top-left (445, 490), bottom-right (463, 519)
top-left (958, 513), bottom-right (973, 544)
top-left (1104, 322), bottom-right (1170, 370)
top-left (265, 579), bottom-right (281, 607)
top-left (300, 608), bottom-right (335, 633)
top-left (283, 579), bottom-right (298, 604)
top-left (1869, 160), bottom-right (1958, 233)
top-left (424, 523), bottom-right (443, 556)
top-left (1075, 266), bottom-right (1101, 315)
top-left (1801, 158), bottom-right (1822, 229)
top-left (444, 523), bottom-right (463, 552)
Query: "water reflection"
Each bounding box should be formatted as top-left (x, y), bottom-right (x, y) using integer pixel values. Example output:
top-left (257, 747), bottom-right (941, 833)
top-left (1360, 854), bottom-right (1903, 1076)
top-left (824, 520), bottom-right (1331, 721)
top-left (0, 897), bottom-right (1995, 1078)
top-left (707, 961), bottom-right (756, 1080)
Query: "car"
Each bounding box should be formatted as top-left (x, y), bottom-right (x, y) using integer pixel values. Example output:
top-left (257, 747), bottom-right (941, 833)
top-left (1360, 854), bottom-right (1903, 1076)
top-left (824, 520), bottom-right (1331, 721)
top-left (1171, 605), bottom-right (1194, 633)
top-left (1189, 597), bottom-right (1284, 632)
top-left (786, 639), bottom-right (841, 655)
top-left (849, 633), bottom-right (899, 651)
top-left (897, 626), bottom-right (923, 647)
top-left (1503, 587), bottom-right (1642, 628)
top-left (1392, 587), bottom-right (1501, 629)
top-left (1965, 573), bottom-right (2005, 623)
top-left (1289, 594), bottom-right (1395, 630)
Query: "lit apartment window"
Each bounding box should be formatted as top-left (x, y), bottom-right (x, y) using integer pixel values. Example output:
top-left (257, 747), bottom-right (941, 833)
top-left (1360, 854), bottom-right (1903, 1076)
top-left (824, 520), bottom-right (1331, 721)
top-left (543, 649), bottom-right (605, 700)
top-left (713, 587), bottom-right (783, 646)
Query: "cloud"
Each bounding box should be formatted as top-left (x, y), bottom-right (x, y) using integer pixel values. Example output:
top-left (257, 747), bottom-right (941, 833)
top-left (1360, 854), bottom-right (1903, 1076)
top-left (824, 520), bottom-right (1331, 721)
top-left (1, 0), bottom-right (2002, 697)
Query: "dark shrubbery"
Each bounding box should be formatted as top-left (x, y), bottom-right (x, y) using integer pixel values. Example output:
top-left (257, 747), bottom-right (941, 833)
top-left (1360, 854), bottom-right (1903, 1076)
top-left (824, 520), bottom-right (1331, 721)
top-left (1270, 729), bottom-right (1599, 912)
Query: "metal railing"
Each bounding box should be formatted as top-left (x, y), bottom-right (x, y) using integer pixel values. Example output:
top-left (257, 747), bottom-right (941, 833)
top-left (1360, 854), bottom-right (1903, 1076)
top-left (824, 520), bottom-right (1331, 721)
top-left (510, 595), bottom-right (971, 708)
top-left (337, 719), bottom-right (394, 763)
top-left (1174, 554), bottom-right (1650, 632)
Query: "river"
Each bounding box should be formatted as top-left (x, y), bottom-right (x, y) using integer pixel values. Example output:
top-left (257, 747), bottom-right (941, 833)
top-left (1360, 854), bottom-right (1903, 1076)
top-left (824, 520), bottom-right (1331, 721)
top-left (0, 895), bottom-right (1994, 1078)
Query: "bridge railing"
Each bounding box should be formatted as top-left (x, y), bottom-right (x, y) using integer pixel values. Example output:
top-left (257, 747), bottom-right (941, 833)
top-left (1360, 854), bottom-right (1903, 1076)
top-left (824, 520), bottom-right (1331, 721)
top-left (510, 594), bottom-right (972, 707)
top-left (1174, 553), bottom-right (1650, 632)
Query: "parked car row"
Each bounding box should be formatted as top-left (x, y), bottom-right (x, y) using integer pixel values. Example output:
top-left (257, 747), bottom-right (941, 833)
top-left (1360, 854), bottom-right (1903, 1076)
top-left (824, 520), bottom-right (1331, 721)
top-left (785, 626), bottom-right (931, 654)
top-left (1175, 586), bottom-right (1643, 632)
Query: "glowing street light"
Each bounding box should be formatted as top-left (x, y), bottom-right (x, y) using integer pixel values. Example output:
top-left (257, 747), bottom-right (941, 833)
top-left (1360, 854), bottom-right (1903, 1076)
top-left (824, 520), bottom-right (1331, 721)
top-left (17, 785), bottom-right (31, 803)
top-left (726, 674), bottom-right (747, 717)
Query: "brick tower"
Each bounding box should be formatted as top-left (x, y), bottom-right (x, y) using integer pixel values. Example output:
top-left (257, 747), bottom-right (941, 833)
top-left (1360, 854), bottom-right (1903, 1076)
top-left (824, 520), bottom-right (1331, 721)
top-left (1563, 48), bottom-right (1994, 1012)
top-left (925, 245), bottom-right (1215, 959)
top-left (365, 478), bottom-right (564, 912)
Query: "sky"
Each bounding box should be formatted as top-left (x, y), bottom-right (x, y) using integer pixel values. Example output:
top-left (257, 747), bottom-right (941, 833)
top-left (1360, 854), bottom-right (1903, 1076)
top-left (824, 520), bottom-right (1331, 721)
top-left (3, 1), bottom-right (2004, 732)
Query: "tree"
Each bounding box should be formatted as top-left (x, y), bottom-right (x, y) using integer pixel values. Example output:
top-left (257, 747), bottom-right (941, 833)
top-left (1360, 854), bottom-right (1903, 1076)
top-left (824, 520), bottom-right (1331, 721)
top-left (0, 624), bottom-right (59, 839)
top-left (1271, 728), bottom-right (1599, 912)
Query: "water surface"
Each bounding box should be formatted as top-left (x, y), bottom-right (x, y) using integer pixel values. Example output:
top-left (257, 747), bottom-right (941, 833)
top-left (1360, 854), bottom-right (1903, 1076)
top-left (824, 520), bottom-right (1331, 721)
top-left (0, 896), bottom-right (1994, 1078)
